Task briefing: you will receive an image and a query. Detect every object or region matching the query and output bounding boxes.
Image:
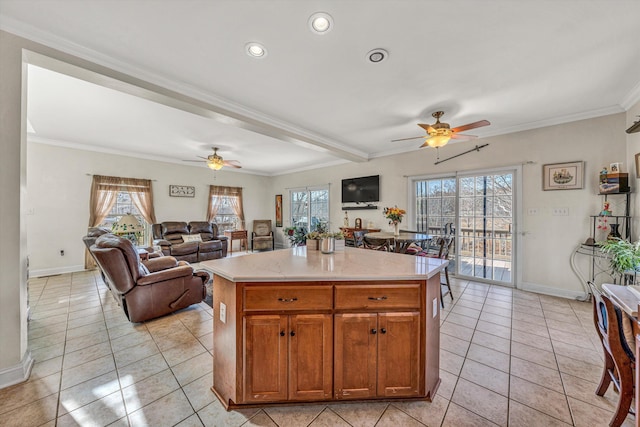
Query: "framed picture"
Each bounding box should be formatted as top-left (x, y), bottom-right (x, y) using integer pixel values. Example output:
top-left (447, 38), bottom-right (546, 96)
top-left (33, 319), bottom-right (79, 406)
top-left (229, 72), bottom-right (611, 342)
top-left (275, 194), bottom-right (283, 227)
top-left (169, 185), bottom-right (195, 197)
top-left (542, 161), bottom-right (584, 191)
top-left (610, 162), bottom-right (623, 173)
top-left (635, 154), bottom-right (640, 177)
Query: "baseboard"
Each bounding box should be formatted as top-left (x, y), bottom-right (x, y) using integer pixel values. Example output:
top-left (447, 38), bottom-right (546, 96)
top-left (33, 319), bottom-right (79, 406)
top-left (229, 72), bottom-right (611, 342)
top-left (520, 281), bottom-right (588, 300)
top-left (30, 264), bottom-right (84, 278)
top-left (0, 351), bottom-right (34, 390)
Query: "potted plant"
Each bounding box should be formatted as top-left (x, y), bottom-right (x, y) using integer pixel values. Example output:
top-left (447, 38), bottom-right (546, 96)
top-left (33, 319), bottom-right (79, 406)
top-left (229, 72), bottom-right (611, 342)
top-left (283, 226), bottom-right (307, 247)
top-left (597, 238), bottom-right (640, 283)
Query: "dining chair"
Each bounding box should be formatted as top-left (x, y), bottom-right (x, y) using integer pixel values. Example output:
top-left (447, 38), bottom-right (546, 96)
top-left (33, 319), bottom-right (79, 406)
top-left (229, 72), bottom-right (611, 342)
top-left (363, 235), bottom-right (391, 251)
top-left (587, 282), bottom-right (635, 427)
top-left (423, 236), bottom-right (454, 308)
top-left (352, 230), bottom-right (368, 248)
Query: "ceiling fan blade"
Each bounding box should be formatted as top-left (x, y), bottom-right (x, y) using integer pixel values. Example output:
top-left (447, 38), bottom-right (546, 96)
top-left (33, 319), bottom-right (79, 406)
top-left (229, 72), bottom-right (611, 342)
top-left (451, 120), bottom-right (490, 133)
top-left (391, 135), bottom-right (424, 142)
top-left (418, 124), bottom-right (435, 132)
top-left (182, 159), bottom-right (206, 162)
top-left (419, 140), bottom-right (431, 148)
top-left (223, 161), bottom-right (242, 169)
top-left (450, 133), bottom-right (478, 140)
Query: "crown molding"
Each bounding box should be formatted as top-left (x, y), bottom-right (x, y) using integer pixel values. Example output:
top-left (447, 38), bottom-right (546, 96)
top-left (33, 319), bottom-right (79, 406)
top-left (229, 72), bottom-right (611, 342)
top-left (621, 80), bottom-right (640, 110)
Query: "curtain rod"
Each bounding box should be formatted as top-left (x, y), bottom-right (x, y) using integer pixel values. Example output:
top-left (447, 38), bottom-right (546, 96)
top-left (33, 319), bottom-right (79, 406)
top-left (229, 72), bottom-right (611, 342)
top-left (85, 174), bottom-right (157, 181)
top-left (285, 183), bottom-right (331, 190)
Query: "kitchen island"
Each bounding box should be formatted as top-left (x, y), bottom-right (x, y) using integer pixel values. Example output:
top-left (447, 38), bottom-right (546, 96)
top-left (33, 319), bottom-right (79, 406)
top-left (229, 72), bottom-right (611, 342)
top-left (200, 247), bottom-right (447, 410)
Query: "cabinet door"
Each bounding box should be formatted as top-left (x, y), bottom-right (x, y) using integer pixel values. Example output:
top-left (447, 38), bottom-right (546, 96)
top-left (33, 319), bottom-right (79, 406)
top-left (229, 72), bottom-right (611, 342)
top-left (243, 315), bottom-right (288, 402)
top-left (334, 313), bottom-right (377, 399)
top-left (377, 312), bottom-right (421, 397)
top-left (289, 314), bottom-right (333, 401)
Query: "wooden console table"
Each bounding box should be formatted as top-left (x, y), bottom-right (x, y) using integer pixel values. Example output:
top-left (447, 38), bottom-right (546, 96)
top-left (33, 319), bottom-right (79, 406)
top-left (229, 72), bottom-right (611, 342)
top-left (224, 230), bottom-right (248, 255)
top-left (339, 227), bottom-right (381, 238)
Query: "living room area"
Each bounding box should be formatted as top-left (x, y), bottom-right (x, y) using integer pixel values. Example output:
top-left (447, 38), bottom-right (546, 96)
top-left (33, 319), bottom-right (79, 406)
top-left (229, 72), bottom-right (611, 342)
top-left (2, 1), bottom-right (640, 426)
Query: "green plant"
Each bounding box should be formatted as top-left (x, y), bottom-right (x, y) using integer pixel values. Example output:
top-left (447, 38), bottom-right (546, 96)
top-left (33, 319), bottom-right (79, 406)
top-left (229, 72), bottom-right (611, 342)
top-left (597, 238), bottom-right (640, 276)
top-left (283, 226), bottom-right (307, 246)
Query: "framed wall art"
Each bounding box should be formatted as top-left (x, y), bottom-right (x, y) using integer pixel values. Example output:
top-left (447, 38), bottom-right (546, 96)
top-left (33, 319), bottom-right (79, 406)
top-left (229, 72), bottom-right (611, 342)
top-left (542, 161), bottom-right (584, 191)
top-left (169, 185), bottom-right (195, 197)
top-left (275, 194), bottom-right (283, 227)
top-left (635, 153), bottom-right (640, 177)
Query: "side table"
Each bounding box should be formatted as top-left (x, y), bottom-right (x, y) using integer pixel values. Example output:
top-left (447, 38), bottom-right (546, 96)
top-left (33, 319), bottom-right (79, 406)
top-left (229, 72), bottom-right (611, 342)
top-left (224, 230), bottom-right (248, 255)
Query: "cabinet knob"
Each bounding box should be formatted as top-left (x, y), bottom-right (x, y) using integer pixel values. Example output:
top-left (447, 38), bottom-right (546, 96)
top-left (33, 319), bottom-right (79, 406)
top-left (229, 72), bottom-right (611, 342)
top-left (371, 328), bottom-right (377, 334)
top-left (290, 330), bottom-right (296, 337)
top-left (278, 297), bottom-right (298, 303)
top-left (367, 296), bottom-right (387, 301)
top-left (380, 328), bottom-right (387, 334)
top-left (280, 330), bottom-right (285, 337)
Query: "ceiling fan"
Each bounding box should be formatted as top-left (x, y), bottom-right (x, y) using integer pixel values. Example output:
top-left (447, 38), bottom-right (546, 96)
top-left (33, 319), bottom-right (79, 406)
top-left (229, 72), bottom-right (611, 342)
top-left (392, 111), bottom-right (490, 148)
top-left (183, 147), bottom-right (242, 170)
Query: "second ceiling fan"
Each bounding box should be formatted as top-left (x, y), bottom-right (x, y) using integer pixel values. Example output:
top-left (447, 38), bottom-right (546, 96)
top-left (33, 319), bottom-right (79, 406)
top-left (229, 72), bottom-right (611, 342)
top-left (183, 147), bottom-right (242, 170)
top-left (392, 111), bottom-right (490, 148)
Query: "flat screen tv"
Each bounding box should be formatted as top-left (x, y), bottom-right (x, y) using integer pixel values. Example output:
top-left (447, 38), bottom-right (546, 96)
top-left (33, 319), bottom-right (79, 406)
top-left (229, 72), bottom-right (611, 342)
top-left (341, 175), bottom-right (380, 204)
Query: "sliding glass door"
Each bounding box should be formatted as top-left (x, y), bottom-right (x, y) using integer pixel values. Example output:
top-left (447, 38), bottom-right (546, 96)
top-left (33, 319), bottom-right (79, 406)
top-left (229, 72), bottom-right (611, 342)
top-left (412, 169), bottom-right (516, 286)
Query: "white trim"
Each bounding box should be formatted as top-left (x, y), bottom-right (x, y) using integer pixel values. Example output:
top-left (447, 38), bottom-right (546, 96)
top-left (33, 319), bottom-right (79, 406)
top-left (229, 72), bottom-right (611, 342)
top-left (621, 80), bottom-right (640, 111)
top-left (520, 281), bottom-right (588, 301)
top-left (30, 265), bottom-right (84, 278)
top-left (0, 351), bottom-right (34, 390)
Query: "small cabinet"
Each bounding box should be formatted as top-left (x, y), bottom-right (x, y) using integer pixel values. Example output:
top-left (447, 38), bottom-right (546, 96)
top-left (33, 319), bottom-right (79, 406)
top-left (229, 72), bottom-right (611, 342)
top-left (334, 311), bottom-right (420, 399)
top-left (243, 313), bottom-right (333, 403)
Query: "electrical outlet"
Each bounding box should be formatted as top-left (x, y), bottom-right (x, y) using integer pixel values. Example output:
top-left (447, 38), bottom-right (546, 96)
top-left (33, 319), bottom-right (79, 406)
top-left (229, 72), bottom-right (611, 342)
top-left (60, 250), bottom-right (65, 256)
top-left (552, 207), bottom-right (569, 216)
top-left (527, 208), bottom-right (538, 215)
top-left (219, 302), bottom-right (226, 323)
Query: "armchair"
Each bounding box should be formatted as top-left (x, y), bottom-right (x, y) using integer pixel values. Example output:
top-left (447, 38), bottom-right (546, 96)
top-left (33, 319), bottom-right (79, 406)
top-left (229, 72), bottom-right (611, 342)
top-left (90, 234), bottom-right (209, 322)
top-left (251, 219), bottom-right (274, 251)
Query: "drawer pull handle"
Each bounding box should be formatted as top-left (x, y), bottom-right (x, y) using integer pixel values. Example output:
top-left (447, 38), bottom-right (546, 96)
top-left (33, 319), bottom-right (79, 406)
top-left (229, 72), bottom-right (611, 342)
top-left (380, 328), bottom-right (387, 334)
top-left (368, 296), bottom-right (387, 301)
top-left (280, 330), bottom-right (285, 337)
top-left (278, 297), bottom-right (298, 303)
top-left (371, 328), bottom-right (377, 334)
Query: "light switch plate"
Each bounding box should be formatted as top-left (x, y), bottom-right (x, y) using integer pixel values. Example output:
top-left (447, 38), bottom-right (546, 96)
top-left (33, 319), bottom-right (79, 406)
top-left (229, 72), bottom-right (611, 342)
top-left (219, 302), bottom-right (226, 323)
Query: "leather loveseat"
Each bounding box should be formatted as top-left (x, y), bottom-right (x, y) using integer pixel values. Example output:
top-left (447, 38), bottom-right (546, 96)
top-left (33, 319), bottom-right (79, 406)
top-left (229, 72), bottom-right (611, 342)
top-left (90, 233), bottom-right (209, 322)
top-left (152, 221), bottom-right (228, 262)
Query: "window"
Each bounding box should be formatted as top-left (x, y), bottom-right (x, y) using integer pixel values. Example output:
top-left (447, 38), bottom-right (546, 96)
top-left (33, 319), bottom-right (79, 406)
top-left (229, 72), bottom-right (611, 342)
top-left (290, 186), bottom-right (329, 233)
top-left (100, 191), bottom-right (149, 243)
top-left (207, 186), bottom-right (245, 232)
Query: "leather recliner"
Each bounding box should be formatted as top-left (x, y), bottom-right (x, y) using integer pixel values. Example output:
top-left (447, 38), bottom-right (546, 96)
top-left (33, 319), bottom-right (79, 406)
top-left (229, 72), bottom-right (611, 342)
top-left (90, 233), bottom-right (209, 323)
top-left (152, 221), bottom-right (228, 262)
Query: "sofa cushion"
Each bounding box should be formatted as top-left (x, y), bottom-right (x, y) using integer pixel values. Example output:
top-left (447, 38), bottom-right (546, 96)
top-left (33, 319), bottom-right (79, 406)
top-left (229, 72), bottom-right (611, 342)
top-left (189, 221), bottom-right (215, 241)
top-left (199, 240), bottom-right (223, 252)
top-left (162, 222), bottom-right (189, 244)
top-left (170, 241), bottom-right (199, 256)
top-left (182, 234), bottom-right (203, 243)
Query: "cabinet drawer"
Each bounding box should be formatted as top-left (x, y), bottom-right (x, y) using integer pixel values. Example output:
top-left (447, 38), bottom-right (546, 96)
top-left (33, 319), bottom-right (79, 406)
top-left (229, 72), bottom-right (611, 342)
top-left (244, 285), bottom-right (333, 311)
top-left (335, 284), bottom-right (420, 310)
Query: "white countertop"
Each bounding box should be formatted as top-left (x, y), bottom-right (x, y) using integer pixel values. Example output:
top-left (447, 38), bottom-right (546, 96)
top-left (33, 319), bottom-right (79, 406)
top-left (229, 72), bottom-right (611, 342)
top-left (199, 247), bottom-right (448, 282)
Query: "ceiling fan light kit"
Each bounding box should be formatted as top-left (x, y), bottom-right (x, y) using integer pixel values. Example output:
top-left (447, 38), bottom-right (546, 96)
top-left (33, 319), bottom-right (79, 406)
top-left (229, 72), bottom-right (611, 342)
top-left (183, 147), bottom-right (242, 170)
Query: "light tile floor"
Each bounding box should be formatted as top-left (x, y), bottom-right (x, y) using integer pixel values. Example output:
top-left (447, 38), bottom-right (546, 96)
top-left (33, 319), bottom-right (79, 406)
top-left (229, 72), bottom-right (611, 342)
top-left (1, 270), bottom-right (636, 426)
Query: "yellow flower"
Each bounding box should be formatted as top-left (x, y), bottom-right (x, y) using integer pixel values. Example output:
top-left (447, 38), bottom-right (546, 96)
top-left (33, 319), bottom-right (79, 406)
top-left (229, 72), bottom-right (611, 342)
top-left (383, 206), bottom-right (406, 224)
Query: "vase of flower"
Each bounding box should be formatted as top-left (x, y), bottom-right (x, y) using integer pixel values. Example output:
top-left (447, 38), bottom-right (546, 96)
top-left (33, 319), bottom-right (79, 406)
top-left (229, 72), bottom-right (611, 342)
top-left (383, 206), bottom-right (406, 237)
top-left (608, 223), bottom-right (622, 240)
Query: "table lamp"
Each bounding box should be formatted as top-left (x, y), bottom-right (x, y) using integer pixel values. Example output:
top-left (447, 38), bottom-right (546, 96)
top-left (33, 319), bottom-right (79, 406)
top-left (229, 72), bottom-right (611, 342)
top-left (113, 214), bottom-right (143, 244)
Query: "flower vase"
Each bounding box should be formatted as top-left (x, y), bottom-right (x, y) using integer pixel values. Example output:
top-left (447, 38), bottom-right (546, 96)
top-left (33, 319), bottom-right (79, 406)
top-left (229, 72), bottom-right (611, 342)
top-left (394, 223), bottom-right (400, 236)
top-left (608, 223), bottom-right (622, 240)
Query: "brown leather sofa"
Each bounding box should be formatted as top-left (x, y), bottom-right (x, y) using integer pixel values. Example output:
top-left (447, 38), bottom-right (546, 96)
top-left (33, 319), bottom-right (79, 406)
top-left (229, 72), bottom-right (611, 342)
top-left (90, 233), bottom-right (209, 322)
top-left (152, 221), bottom-right (228, 262)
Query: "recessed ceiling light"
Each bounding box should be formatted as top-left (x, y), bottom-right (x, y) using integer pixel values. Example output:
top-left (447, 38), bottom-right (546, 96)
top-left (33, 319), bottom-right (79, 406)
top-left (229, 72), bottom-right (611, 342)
top-left (245, 42), bottom-right (267, 58)
top-left (308, 12), bottom-right (333, 34)
top-left (367, 48), bottom-right (388, 63)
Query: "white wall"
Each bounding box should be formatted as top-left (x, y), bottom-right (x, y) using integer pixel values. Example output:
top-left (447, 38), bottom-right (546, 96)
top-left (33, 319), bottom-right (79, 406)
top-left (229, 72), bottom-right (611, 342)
top-left (26, 142), bottom-right (271, 276)
top-left (270, 113), bottom-right (627, 298)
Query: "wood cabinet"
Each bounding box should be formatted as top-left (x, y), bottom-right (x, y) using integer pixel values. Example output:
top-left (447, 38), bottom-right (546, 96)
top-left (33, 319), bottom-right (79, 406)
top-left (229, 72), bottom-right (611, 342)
top-left (243, 313), bottom-right (333, 403)
top-left (212, 272), bottom-right (441, 410)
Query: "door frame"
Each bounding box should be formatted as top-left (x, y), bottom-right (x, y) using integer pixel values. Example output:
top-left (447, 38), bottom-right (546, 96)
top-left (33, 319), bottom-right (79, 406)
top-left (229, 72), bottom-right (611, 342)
top-left (407, 164), bottom-right (523, 289)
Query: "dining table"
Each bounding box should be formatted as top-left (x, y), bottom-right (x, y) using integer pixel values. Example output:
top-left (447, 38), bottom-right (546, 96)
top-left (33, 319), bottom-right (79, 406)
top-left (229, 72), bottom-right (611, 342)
top-left (366, 231), bottom-right (432, 254)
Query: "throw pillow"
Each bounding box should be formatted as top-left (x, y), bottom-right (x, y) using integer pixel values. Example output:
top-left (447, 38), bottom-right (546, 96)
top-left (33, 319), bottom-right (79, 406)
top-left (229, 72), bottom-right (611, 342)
top-left (182, 234), bottom-right (203, 243)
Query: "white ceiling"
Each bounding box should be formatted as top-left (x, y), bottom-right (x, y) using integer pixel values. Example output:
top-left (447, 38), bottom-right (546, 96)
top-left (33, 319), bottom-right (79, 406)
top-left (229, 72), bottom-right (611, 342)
top-left (2, 0), bottom-right (640, 175)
